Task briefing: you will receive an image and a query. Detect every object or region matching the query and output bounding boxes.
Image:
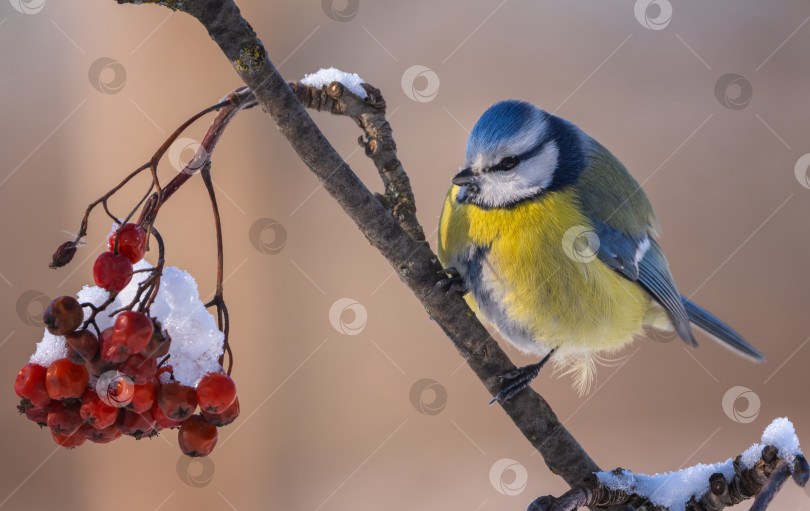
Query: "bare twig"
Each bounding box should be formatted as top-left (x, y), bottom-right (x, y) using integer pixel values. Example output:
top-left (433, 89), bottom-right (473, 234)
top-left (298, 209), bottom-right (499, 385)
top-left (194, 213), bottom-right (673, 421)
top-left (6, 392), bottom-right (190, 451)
top-left (200, 161), bottom-right (233, 374)
top-left (137, 87), bottom-right (256, 230)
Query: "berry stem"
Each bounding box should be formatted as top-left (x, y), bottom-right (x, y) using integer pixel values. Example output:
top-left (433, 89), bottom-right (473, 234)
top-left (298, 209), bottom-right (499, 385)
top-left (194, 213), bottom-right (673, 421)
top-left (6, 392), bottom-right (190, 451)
top-left (142, 227), bottom-right (165, 312)
top-left (200, 163), bottom-right (232, 375)
top-left (81, 293), bottom-right (118, 337)
top-left (58, 90), bottom-right (254, 262)
top-left (107, 228), bottom-right (164, 317)
top-left (137, 88), bottom-right (256, 231)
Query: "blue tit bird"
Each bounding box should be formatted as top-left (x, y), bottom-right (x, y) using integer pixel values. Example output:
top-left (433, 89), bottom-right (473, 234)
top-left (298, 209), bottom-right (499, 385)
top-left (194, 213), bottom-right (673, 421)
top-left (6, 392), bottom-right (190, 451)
top-left (436, 100), bottom-right (765, 402)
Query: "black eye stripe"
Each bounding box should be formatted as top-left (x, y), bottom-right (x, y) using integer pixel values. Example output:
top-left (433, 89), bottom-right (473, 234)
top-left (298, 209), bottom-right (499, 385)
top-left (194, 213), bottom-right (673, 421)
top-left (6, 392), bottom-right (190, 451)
top-left (485, 137), bottom-right (548, 173)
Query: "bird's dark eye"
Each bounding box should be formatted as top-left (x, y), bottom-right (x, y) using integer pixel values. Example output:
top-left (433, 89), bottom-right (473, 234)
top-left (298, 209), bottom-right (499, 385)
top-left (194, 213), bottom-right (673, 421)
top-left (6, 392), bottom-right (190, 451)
top-left (494, 156), bottom-right (519, 171)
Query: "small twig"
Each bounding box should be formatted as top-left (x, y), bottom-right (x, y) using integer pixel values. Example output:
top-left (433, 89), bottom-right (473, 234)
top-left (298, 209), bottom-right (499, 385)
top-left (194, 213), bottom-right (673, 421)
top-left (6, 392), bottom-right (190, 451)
top-left (53, 94), bottom-right (247, 270)
top-left (748, 459), bottom-right (789, 511)
top-left (289, 80), bottom-right (425, 242)
top-left (106, 229), bottom-right (164, 316)
top-left (80, 292), bottom-right (118, 337)
top-left (142, 226), bottom-right (165, 311)
top-left (137, 88), bottom-right (256, 230)
top-left (200, 161), bottom-right (233, 374)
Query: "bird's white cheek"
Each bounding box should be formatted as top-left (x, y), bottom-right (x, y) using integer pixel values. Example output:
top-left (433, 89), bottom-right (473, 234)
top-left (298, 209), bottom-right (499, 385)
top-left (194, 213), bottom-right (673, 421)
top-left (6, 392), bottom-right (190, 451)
top-left (523, 141), bottom-right (559, 190)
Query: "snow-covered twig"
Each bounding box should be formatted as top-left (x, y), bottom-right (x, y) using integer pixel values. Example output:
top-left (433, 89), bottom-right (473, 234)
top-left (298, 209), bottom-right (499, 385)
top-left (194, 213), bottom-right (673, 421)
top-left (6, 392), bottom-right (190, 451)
top-left (290, 72), bottom-right (425, 242)
top-left (528, 418), bottom-right (809, 511)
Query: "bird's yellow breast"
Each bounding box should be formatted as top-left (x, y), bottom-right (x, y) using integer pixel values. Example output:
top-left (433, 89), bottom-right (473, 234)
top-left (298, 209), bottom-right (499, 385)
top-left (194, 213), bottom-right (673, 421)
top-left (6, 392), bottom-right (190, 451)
top-left (437, 186), bottom-right (650, 353)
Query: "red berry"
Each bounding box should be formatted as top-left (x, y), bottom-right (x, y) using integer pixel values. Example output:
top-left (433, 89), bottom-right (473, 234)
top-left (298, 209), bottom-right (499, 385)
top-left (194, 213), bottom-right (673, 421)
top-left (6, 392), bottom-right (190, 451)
top-left (99, 327), bottom-right (127, 364)
top-left (152, 400), bottom-right (183, 429)
top-left (93, 252), bottom-right (132, 292)
top-left (65, 330), bottom-right (99, 364)
top-left (157, 381), bottom-right (197, 421)
top-left (45, 359), bottom-right (88, 400)
top-left (83, 423), bottom-right (121, 444)
top-left (19, 400), bottom-right (50, 426)
top-left (108, 223), bottom-right (147, 264)
top-left (196, 372), bottom-right (237, 414)
top-left (103, 311), bottom-right (153, 362)
top-left (84, 350), bottom-right (117, 377)
top-left (119, 354), bottom-right (157, 385)
top-left (79, 389), bottom-right (118, 429)
top-left (140, 319), bottom-right (171, 358)
top-left (130, 379), bottom-right (157, 413)
top-left (202, 396), bottom-right (240, 427)
top-left (15, 363), bottom-right (52, 408)
top-left (178, 415), bottom-right (218, 457)
top-left (43, 296), bottom-right (84, 336)
top-left (53, 430), bottom-right (86, 448)
top-left (47, 401), bottom-right (83, 436)
top-left (117, 409), bottom-right (155, 439)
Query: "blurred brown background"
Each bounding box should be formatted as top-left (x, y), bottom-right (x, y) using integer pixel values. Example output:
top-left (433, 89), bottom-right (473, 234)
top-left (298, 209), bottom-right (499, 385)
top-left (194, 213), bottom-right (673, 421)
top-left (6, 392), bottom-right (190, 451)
top-left (1, 1), bottom-right (809, 510)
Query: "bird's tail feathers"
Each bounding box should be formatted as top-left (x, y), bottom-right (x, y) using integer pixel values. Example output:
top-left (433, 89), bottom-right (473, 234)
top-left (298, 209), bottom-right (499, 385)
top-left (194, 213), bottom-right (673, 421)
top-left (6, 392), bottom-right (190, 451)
top-left (681, 296), bottom-right (765, 362)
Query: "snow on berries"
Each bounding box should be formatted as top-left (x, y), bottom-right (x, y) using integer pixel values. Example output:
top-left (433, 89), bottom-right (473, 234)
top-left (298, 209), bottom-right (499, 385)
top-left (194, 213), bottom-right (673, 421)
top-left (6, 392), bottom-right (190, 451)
top-left (24, 95), bottom-right (248, 459)
top-left (17, 242), bottom-right (239, 456)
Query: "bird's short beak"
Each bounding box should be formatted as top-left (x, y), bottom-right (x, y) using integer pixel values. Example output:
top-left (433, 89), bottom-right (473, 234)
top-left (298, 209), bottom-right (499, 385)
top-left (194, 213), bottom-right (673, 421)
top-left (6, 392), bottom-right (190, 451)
top-left (452, 167), bottom-right (475, 186)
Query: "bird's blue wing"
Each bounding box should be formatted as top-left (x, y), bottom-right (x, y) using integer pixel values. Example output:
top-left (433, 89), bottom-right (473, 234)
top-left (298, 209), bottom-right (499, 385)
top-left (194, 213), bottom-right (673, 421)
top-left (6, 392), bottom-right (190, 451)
top-left (588, 220), bottom-right (697, 347)
top-left (577, 139), bottom-right (697, 347)
top-left (589, 219), bottom-right (645, 281)
top-left (636, 239), bottom-right (697, 346)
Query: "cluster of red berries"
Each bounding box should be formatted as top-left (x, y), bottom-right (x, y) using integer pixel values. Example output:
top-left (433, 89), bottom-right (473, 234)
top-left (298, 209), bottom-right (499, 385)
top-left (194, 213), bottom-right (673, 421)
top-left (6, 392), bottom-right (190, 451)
top-left (15, 223), bottom-right (239, 457)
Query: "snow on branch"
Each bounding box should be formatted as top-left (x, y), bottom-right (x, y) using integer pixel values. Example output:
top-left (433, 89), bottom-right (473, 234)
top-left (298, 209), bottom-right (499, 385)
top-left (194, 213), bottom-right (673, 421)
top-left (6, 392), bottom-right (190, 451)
top-left (289, 71), bottom-right (425, 242)
top-left (529, 418), bottom-right (809, 511)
